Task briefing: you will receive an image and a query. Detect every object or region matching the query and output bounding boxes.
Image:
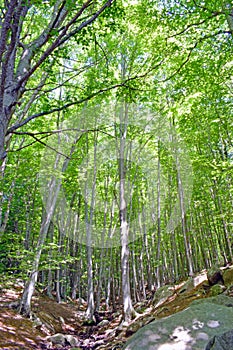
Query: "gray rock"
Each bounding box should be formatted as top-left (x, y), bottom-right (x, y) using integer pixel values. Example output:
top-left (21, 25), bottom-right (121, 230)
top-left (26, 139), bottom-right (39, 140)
top-left (123, 300), bottom-right (233, 350)
top-left (152, 285), bottom-right (175, 307)
top-left (98, 319), bottom-right (110, 327)
top-left (192, 295), bottom-right (233, 308)
top-left (47, 333), bottom-right (79, 347)
top-left (65, 334), bottom-right (80, 347)
top-left (205, 329), bottom-right (233, 349)
top-left (178, 277), bottom-right (194, 294)
top-left (47, 333), bottom-right (66, 346)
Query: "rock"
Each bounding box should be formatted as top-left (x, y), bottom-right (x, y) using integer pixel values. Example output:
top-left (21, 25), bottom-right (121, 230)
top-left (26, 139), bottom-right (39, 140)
top-left (209, 284), bottom-right (226, 297)
top-left (65, 334), bottom-right (80, 347)
top-left (47, 333), bottom-right (66, 346)
top-left (193, 295), bottom-right (233, 308)
top-left (122, 299), bottom-right (233, 350)
top-left (193, 272), bottom-right (208, 287)
top-left (178, 277), bottom-right (194, 294)
top-left (225, 284), bottom-right (233, 297)
top-left (58, 316), bottom-right (65, 324)
top-left (207, 267), bottom-right (224, 286)
top-left (222, 268), bottom-right (233, 287)
top-left (32, 315), bottom-right (43, 328)
top-left (8, 301), bottom-right (20, 309)
top-left (125, 319), bottom-right (146, 336)
top-left (205, 329), bottom-right (233, 349)
top-left (98, 319), bottom-right (110, 327)
top-left (47, 333), bottom-right (79, 347)
top-left (152, 285), bottom-right (175, 307)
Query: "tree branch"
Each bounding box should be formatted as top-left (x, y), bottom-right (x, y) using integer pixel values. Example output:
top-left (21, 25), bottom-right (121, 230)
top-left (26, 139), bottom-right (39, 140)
top-left (15, 0), bottom-right (111, 90)
top-left (7, 57), bottom-right (166, 136)
top-left (10, 133), bottom-right (74, 158)
top-left (0, 0), bottom-right (17, 64)
top-left (7, 82), bottom-right (123, 135)
top-left (168, 13), bottom-right (224, 38)
top-left (15, 0), bottom-right (68, 83)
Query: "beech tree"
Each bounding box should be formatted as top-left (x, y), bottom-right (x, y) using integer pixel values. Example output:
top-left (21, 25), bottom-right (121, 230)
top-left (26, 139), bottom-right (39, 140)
top-left (118, 104), bottom-right (136, 323)
top-left (0, 0), bottom-right (116, 170)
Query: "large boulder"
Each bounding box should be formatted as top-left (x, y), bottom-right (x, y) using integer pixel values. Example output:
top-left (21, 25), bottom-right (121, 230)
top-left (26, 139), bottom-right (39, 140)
top-left (194, 294), bottom-right (233, 308)
top-left (207, 267), bottom-right (224, 286)
top-left (123, 296), bottom-right (233, 350)
top-left (205, 329), bottom-right (233, 350)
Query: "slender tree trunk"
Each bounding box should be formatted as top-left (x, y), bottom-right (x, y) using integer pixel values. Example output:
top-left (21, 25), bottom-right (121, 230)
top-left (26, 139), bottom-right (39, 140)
top-left (85, 132), bottom-right (98, 322)
top-left (0, 180), bottom-right (15, 237)
top-left (106, 248), bottom-right (114, 311)
top-left (155, 138), bottom-right (162, 287)
top-left (96, 182), bottom-right (109, 310)
top-left (18, 174), bottom-right (62, 316)
top-left (56, 264), bottom-right (62, 303)
top-left (70, 195), bottom-right (81, 300)
top-left (86, 243), bottom-right (94, 321)
top-left (210, 183), bottom-right (233, 262)
top-left (131, 242), bottom-right (140, 302)
top-left (119, 103), bottom-right (136, 323)
top-left (19, 123), bottom-right (79, 315)
top-left (47, 222), bottom-right (54, 299)
top-left (171, 119), bottom-right (194, 276)
top-left (138, 214), bottom-right (146, 299)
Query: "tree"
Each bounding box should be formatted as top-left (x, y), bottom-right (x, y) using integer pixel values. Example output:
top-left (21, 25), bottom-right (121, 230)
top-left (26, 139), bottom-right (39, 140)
top-left (0, 0), bottom-right (116, 169)
top-left (18, 128), bottom-right (78, 315)
top-left (118, 104), bottom-right (136, 323)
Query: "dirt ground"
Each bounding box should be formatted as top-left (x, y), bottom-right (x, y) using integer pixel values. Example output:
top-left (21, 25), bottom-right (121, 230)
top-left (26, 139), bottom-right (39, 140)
top-left (1, 269), bottom-right (230, 350)
top-left (0, 280), bottom-right (121, 349)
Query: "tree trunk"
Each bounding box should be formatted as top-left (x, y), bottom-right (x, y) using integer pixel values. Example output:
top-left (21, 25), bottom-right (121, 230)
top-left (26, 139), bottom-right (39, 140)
top-left (155, 138), bottom-right (162, 287)
top-left (18, 176), bottom-right (62, 316)
top-left (223, 3), bottom-right (233, 34)
top-left (85, 132), bottom-right (98, 322)
top-left (0, 0), bottom-right (115, 170)
top-left (18, 126), bottom-right (77, 315)
top-left (172, 120), bottom-right (194, 276)
top-left (119, 103), bottom-right (136, 323)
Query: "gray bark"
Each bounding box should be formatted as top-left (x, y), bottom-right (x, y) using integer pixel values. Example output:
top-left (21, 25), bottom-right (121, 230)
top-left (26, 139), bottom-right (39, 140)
top-left (19, 125), bottom-right (79, 315)
top-left (85, 132), bottom-right (98, 322)
top-left (223, 3), bottom-right (233, 34)
top-left (119, 104), bottom-right (135, 323)
top-left (176, 148), bottom-right (194, 276)
top-left (155, 138), bottom-right (162, 288)
top-left (18, 174), bottom-right (62, 316)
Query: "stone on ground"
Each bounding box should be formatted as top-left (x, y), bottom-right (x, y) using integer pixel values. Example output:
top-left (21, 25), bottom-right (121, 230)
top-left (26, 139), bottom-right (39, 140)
top-left (123, 296), bottom-right (233, 350)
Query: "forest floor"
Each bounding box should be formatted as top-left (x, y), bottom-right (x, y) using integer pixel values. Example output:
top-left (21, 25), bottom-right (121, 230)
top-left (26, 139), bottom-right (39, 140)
top-left (0, 269), bottom-right (228, 350)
